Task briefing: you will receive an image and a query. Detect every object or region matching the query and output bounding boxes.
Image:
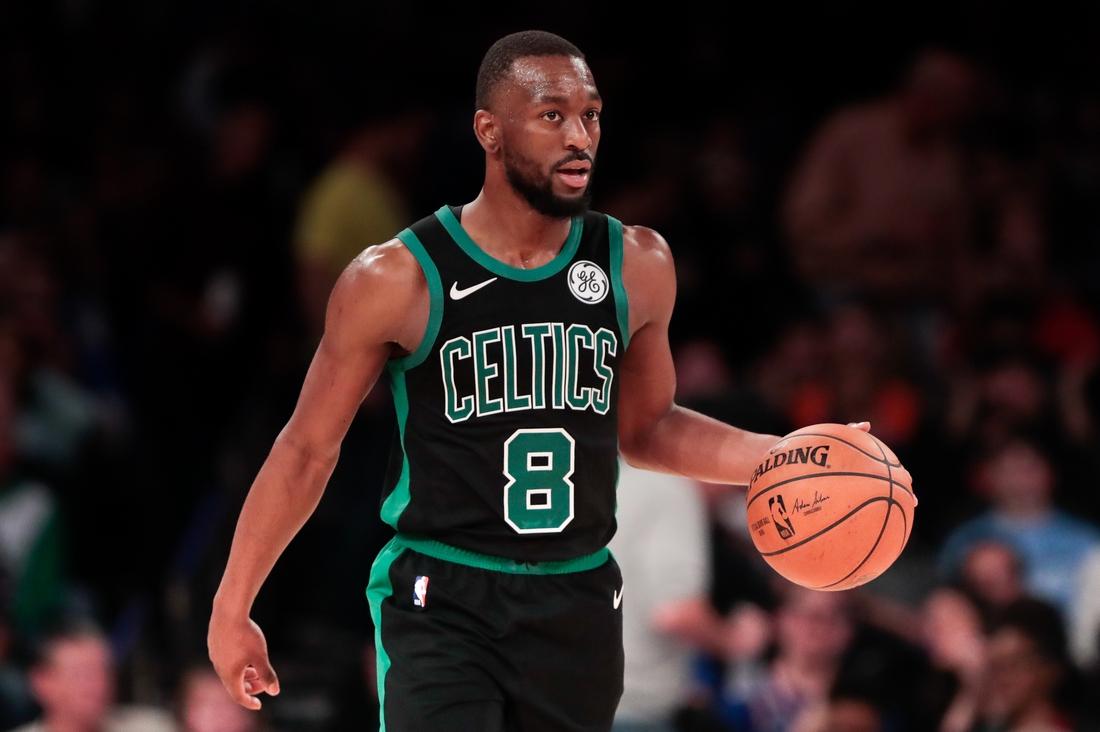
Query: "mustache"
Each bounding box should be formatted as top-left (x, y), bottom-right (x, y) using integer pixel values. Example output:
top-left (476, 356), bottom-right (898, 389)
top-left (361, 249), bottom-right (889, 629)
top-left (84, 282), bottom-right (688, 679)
top-left (551, 151), bottom-right (594, 169)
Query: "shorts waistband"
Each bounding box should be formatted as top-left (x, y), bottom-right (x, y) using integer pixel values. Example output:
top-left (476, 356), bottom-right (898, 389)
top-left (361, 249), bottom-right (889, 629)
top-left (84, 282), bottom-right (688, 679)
top-left (392, 533), bottom-right (610, 575)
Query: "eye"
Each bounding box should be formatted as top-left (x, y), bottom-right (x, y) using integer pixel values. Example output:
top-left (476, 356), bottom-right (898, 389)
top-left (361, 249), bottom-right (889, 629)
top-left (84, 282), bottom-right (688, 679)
top-left (543, 111), bottom-right (560, 121)
top-left (585, 109), bottom-right (601, 121)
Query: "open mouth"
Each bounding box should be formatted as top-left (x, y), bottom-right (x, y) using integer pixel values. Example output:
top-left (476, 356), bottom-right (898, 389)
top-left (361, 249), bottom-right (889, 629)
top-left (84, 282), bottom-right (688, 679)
top-left (555, 162), bottom-right (591, 189)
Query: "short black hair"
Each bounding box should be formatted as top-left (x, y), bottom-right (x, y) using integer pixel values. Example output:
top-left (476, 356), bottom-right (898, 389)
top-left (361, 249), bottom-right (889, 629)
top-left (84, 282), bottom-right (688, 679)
top-left (31, 618), bottom-right (107, 668)
top-left (990, 598), bottom-right (1068, 664)
top-left (476, 31), bottom-right (585, 110)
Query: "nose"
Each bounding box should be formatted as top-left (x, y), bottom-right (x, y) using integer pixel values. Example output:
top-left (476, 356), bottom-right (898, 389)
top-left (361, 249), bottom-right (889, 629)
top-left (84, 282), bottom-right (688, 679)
top-left (563, 116), bottom-right (591, 151)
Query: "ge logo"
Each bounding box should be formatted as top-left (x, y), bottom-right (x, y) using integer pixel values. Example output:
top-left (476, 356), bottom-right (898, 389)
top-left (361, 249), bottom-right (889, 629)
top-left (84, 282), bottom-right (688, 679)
top-left (567, 260), bottom-right (609, 304)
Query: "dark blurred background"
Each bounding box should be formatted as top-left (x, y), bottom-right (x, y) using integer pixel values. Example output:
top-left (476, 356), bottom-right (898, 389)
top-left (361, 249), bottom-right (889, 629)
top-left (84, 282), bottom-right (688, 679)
top-left (5, 1), bottom-right (1100, 731)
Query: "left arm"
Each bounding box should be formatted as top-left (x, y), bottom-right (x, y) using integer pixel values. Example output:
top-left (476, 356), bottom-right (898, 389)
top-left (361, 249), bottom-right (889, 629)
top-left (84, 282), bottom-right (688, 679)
top-left (616, 225), bottom-right (778, 485)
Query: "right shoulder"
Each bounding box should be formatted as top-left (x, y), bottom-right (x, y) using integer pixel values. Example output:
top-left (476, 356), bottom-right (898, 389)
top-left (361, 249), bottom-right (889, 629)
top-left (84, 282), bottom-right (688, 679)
top-left (324, 237), bottom-right (430, 353)
top-left (332, 238), bottom-right (426, 307)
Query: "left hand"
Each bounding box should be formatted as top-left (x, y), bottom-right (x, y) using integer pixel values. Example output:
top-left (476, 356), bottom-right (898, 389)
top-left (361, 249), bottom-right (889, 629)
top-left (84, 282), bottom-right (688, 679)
top-left (847, 421), bottom-right (871, 432)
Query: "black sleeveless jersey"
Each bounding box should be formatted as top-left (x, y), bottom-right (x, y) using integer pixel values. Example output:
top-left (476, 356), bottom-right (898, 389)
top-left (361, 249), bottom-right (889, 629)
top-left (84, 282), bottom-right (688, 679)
top-left (378, 205), bottom-right (629, 562)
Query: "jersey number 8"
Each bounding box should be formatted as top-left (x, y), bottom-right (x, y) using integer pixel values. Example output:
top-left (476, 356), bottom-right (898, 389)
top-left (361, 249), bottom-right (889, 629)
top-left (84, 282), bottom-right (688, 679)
top-left (503, 428), bottom-right (575, 534)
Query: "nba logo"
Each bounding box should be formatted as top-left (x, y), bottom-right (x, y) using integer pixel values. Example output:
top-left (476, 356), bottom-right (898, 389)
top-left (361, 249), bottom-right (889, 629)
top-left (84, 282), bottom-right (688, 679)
top-left (768, 495), bottom-right (796, 541)
top-left (413, 576), bottom-right (430, 609)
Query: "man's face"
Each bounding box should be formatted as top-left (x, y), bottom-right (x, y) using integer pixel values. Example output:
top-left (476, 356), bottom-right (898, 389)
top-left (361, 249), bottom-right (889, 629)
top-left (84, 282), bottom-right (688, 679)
top-left (777, 588), bottom-right (853, 666)
top-left (984, 442), bottom-right (1053, 514)
top-left (32, 637), bottom-right (114, 726)
top-left (491, 55), bottom-right (602, 218)
top-left (984, 628), bottom-right (1059, 722)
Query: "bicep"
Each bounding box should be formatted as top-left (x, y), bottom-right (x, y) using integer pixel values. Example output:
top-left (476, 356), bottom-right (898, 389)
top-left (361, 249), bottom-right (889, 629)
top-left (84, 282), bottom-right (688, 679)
top-left (282, 333), bottom-right (390, 454)
top-left (617, 227), bottom-right (678, 445)
top-left (618, 319), bottom-right (676, 434)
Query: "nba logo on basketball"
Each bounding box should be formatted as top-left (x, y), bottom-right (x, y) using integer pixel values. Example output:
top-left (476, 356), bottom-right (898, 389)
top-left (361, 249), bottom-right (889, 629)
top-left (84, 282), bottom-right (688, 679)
top-left (768, 495), bottom-right (796, 540)
top-left (413, 576), bottom-right (430, 609)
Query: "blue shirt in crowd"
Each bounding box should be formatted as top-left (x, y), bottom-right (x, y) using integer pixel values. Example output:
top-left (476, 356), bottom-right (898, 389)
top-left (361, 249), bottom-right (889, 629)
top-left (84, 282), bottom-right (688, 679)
top-left (939, 509), bottom-right (1100, 613)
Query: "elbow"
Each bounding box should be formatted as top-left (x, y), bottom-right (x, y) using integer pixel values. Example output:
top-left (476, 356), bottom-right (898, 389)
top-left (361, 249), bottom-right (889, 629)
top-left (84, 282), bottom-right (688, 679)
top-left (275, 429), bottom-right (341, 480)
top-left (619, 405), bottom-right (678, 470)
top-left (618, 430), bottom-right (653, 470)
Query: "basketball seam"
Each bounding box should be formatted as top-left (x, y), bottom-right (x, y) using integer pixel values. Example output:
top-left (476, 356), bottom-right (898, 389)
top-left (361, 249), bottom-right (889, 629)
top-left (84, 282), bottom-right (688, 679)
top-left (747, 471), bottom-right (909, 510)
top-left (816, 436), bottom-right (894, 590)
top-left (767, 433), bottom-right (914, 499)
top-left (758, 495), bottom-right (905, 557)
top-left (872, 432), bottom-right (912, 558)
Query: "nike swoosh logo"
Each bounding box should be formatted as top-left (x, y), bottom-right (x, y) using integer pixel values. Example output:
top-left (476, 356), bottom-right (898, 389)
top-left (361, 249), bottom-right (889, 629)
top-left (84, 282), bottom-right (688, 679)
top-left (450, 278), bottom-right (498, 300)
top-left (613, 585), bottom-right (624, 610)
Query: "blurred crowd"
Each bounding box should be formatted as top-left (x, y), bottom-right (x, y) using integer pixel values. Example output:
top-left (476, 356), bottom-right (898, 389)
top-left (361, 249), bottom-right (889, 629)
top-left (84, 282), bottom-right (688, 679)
top-left (5, 1), bottom-right (1100, 731)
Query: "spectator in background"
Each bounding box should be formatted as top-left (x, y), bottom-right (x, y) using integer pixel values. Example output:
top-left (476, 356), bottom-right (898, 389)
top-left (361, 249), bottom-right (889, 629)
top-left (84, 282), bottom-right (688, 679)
top-left (293, 112), bottom-right (425, 340)
top-left (783, 49), bottom-right (980, 301)
top-left (921, 588), bottom-right (987, 732)
top-left (736, 588), bottom-right (855, 732)
top-left (0, 607), bottom-right (35, 729)
top-left (1070, 547), bottom-right (1100, 669)
top-left (0, 323), bottom-right (65, 642)
top-left (15, 623), bottom-right (176, 732)
top-left (0, 239), bottom-right (102, 472)
top-left (939, 439), bottom-right (1100, 616)
top-left (176, 667), bottom-right (258, 732)
top-left (975, 600), bottom-right (1074, 732)
top-left (786, 305), bottom-right (922, 449)
top-left (609, 461), bottom-right (770, 732)
top-left (959, 541), bottom-right (1025, 618)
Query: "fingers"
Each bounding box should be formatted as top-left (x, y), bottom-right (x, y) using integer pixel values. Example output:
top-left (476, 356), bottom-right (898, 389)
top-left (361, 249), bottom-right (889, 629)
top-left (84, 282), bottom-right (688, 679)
top-left (226, 663), bottom-right (278, 710)
top-left (847, 421), bottom-right (871, 432)
top-left (242, 666), bottom-right (263, 696)
top-left (224, 669), bottom-right (262, 711)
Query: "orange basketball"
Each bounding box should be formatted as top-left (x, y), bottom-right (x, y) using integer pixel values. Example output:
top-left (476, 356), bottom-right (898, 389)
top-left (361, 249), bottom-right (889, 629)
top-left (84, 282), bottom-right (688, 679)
top-left (745, 423), bottom-right (916, 591)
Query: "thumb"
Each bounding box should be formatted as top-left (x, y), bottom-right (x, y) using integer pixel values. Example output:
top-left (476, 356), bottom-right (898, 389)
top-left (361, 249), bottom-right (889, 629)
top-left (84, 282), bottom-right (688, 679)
top-left (847, 421), bottom-right (871, 432)
top-left (253, 657), bottom-right (280, 696)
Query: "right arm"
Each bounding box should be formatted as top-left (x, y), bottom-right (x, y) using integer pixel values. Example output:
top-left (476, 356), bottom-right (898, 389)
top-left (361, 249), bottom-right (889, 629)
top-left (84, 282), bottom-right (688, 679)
top-left (208, 239), bottom-right (428, 709)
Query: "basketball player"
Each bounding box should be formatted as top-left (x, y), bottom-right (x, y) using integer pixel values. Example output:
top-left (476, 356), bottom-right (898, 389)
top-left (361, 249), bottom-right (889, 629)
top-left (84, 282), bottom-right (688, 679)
top-left (208, 31), bottom-right (860, 731)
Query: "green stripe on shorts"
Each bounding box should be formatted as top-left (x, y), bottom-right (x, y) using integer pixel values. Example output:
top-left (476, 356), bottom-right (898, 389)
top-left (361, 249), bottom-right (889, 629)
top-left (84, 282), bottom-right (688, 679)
top-left (394, 533), bottom-right (609, 575)
top-left (367, 538), bottom-right (407, 732)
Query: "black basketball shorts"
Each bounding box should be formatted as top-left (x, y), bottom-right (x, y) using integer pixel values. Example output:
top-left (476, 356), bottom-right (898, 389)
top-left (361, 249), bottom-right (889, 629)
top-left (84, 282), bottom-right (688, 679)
top-left (367, 534), bottom-right (625, 732)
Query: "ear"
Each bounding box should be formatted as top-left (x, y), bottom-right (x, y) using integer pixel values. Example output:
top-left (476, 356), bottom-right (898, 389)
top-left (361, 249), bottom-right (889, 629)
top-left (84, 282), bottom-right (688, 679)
top-left (473, 110), bottom-right (501, 154)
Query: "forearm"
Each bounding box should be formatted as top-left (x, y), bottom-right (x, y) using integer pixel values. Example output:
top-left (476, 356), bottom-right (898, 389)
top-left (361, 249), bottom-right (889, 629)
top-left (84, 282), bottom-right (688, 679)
top-left (212, 432), bottom-right (338, 617)
top-left (621, 405), bottom-right (777, 485)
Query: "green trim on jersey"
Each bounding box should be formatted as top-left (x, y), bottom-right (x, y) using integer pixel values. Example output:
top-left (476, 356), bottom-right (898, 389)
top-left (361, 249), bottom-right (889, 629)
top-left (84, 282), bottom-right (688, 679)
top-left (380, 368), bottom-right (412, 527)
top-left (381, 228), bottom-right (443, 528)
top-left (608, 216), bottom-right (630, 347)
top-left (367, 539), bottom-right (406, 732)
top-left (435, 206), bottom-right (583, 282)
top-left (392, 228), bottom-right (445, 371)
top-left (394, 533), bottom-right (609, 574)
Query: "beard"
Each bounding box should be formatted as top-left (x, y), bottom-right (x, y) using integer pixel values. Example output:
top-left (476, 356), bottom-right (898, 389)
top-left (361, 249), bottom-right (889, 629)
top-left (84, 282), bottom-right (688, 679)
top-left (503, 148), bottom-right (594, 219)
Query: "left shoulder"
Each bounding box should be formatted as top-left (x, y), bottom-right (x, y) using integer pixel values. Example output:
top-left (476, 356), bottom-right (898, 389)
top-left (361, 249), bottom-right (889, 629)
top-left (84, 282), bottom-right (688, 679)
top-left (622, 224), bottom-right (672, 262)
top-left (617, 224), bottom-right (675, 331)
top-left (620, 224), bottom-right (674, 282)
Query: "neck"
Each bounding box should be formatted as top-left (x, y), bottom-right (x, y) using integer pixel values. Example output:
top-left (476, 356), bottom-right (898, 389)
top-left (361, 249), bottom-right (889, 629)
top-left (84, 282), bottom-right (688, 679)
top-left (460, 164), bottom-right (575, 269)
